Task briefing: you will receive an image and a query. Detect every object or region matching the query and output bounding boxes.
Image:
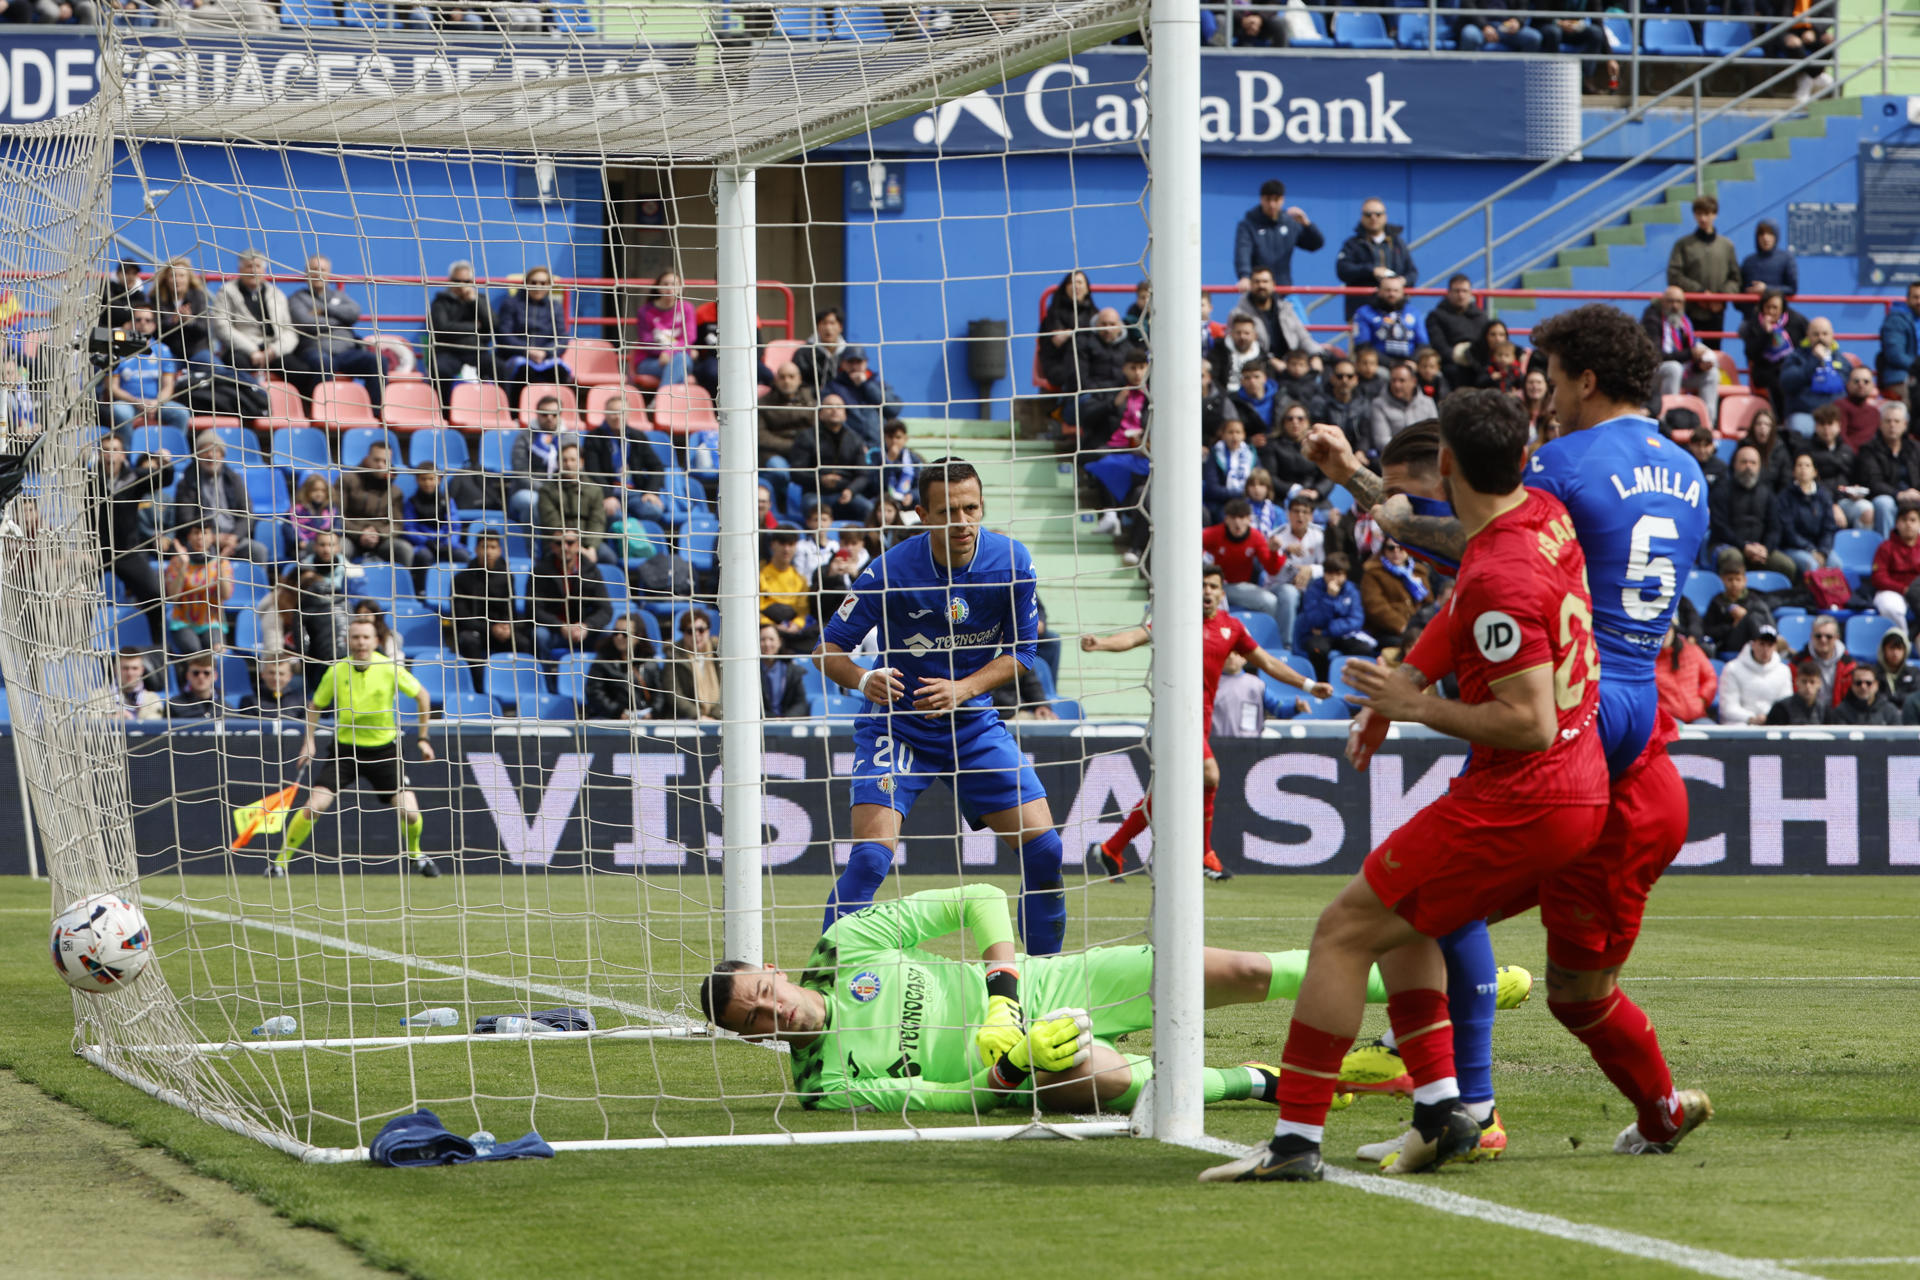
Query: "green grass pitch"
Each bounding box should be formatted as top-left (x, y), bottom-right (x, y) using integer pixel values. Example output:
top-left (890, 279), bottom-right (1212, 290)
top-left (4, 873), bottom-right (1919, 1279)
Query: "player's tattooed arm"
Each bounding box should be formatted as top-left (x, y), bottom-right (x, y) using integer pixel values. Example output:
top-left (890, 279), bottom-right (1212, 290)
top-left (1303, 424), bottom-right (1383, 512)
top-left (1371, 494), bottom-right (1469, 565)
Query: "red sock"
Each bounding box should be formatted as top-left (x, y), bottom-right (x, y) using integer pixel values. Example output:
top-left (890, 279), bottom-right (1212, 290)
top-left (1276, 1019), bottom-right (1355, 1131)
top-left (1387, 988), bottom-right (1455, 1089)
top-left (1103, 798), bottom-right (1150, 858)
top-left (1550, 989), bottom-right (1683, 1142)
top-left (1202, 786), bottom-right (1217, 858)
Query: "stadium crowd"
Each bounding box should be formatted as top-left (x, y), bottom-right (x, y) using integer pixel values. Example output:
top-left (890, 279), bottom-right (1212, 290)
top-left (1055, 181), bottom-right (1920, 727)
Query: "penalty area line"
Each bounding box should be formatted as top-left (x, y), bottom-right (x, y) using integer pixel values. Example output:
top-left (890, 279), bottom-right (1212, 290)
top-left (1170, 1136), bottom-right (1827, 1280)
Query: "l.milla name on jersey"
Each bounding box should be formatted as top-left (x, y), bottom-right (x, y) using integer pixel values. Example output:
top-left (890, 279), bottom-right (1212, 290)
top-left (1609, 465), bottom-right (1705, 507)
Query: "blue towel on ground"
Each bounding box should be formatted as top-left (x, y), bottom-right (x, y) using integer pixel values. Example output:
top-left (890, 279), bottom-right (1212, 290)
top-left (1086, 452), bottom-right (1150, 507)
top-left (471, 1006), bottom-right (598, 1034)
top-left (369, 1109), bottom-right (555, 1167)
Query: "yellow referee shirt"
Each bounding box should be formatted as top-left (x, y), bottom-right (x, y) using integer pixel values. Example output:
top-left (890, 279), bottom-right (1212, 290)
top-left (311, 657), bottom-right (425, 748)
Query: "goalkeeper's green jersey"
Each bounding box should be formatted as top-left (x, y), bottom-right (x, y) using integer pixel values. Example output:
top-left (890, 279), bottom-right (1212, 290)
top-left (791, 885), bottom-right (1016, 1114)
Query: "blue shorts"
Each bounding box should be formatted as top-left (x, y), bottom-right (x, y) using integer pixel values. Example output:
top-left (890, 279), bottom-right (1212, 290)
top-left (1596, 679), bottom-right (1659, 780)
top-left (849, 712), bottom-right (1046, 824)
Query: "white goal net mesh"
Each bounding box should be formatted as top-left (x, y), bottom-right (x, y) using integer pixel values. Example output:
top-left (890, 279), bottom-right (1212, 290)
top-left (0, 1), bottom-right (1211, 1159)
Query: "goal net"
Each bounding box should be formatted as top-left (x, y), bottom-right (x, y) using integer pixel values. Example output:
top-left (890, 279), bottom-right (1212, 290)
top-left (1, 0), bottom-right (1212, 1160)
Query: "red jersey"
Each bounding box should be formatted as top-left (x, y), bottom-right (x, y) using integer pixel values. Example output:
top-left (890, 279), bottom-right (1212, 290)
top-left (1439, 490), bottom-right (1607, 807)
top-left (1202, 524), bottom-right (1285, 585)
top-left (1201, 608), bottom-right (1259, 714)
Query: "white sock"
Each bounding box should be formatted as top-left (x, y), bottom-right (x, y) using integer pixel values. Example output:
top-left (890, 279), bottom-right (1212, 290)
top-left (1245, 1066), bottom-right (1270, 1096)
top-left (1413, 1078), bottom-right (1459, 1106)
top-left (1380, 1028), bottom-right (1399, 1051)
top-left (1465, 1099), bottom-right (1495, 1125)
top-left (1273, 1119), bottom-right (1324, 1144)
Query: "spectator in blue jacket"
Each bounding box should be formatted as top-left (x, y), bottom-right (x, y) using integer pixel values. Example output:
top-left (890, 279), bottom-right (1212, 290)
top-left (1230, 362), bottom-right (1280, 439)
top-left (1291, 551), bottom-right (1377, 682)
top-left (1352, 275), bottom-right (1428, 363)
top-left (1740, 219), bottom-right (1798, 314)
top-left (820, 345), bottom-right (901, 451)
top-left (1772, 452), bottom-right (1837, 577)
top-left (1233, 179), bottom-right (1324, 292)
top-left (403, 463), bottom-right (469, 567)
top-left (1456, 0), bottom-right (1544, 52)
top-left (494, 266), bottom-right (574, 394)
top-left (1878, 280), bottom-right (1920, 404)
top-left (1334, 200), bottom-right (1418, 322)
top-left (1778, 315), bottom-right (1850, 436)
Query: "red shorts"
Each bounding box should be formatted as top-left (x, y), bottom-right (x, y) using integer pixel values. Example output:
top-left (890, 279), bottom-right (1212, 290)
top-left (1363, 790), bottom-right (1608, 939)
top-left (1202, 736), bottom-right (1214, 762)
top-left (1494, 746), bottom-right (1689, 970)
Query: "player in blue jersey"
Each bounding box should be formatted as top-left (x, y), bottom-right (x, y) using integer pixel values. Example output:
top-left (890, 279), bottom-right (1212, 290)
top-left (1308, 305), bottom-right (1715, 1161)
top-left (815, 457), bottom-right (1068, 954)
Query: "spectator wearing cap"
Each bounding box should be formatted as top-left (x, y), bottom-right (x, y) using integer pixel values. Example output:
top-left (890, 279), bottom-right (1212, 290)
top-left (1668, 195), bottom-right (1742, 349)
top-left (1334, 199), bottom-right (1418, 323)
top-left (1833, 665), bottom-right (1900, 725)
top-left (1656, 623), bottom-right (1718, 724)
top-left (821, 345), bottom-right (901, 451)
top-left (1876, 281), bottom-right (1920, 404)
top-left (1703, 548), bottom-right (1776, 657)
top-left (1855, 400), bottom-right (1920, 532)
top-left (1766, 658), bottom-right (1833, 725)
top-left (1836, 364), bottom-right (1886, 449)
top-left (100, 260), bottom-right (148, 333)
top-left (1877, 629), bottom-right (1919, 709)
top-left (1718, 625), bottom-right (1791, 724)
top-left (1710, 443), bottom-right (1799, 580)
top-left (1868, 499), bottom-right (1920, 626)
top-left (1352, 275), bottom-right (1427, 364)
top-left (1234, 179), bottom-right (1324, 292)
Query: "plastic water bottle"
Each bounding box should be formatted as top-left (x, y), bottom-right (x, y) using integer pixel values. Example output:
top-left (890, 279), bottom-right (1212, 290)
top-left (402, 1007), bottom-right (458, 1028)
top-left (468, 1130), bottom-right (496, 1156)
top-left (495, 1015), bottom-right (531, 1036)
top-left (251, 1016), bottom-right (297, 1036)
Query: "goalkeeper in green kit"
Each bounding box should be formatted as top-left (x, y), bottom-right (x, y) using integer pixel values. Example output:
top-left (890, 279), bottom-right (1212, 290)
top-left (701, 884), bottom-right (1400, 1115)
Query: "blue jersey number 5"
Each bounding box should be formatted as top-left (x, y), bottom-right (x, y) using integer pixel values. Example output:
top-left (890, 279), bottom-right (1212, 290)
top-left (1622, 514), bottom-right (1680, 622)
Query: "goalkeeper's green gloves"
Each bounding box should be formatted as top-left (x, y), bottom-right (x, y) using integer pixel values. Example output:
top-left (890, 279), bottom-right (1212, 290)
top-left (976, 994), bottom-right (1024, 1068)
top-left (989, 1008), bottom-right (1093, 1091)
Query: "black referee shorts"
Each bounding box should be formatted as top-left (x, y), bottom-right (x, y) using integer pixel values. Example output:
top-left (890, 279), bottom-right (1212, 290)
top-left (315, 740), bottom-right (408, 802)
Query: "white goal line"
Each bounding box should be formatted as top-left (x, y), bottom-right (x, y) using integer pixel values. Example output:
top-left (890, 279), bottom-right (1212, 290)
top-left (1171, 1135), bottom-right (1828, 1280)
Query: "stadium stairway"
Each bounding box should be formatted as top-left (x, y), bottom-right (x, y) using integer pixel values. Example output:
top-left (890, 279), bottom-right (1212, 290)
top-left (901, 418), bottom-right (1152, 719)
top-left (1492, 96), bottom-right (1886, 341)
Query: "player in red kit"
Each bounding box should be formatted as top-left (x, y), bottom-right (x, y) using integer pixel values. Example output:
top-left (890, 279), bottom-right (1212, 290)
top-left (1080, 563), bottom-right (1329, 881)
top-left (1203, 390), bottom-right (1610, 1184)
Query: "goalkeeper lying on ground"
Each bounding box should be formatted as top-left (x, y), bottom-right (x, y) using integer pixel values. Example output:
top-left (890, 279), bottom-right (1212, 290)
top-left (701, 884), bottom-right (1402, 1115)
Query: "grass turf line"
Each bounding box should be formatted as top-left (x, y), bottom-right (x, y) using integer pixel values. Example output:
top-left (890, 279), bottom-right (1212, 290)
top-left (4, 875), bottom-right (1918, 1279)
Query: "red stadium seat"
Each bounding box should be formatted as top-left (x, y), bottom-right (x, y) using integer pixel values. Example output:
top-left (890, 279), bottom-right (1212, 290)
top-left (310, 381), bottom-right (380, 431)
top-left (762, 338), bottom-right (802, 371)
top-left (1716, 391), bottom-right (1766, 439)
top-left (650, 383), bottom-right (719, 437)
top-left (564, 338), bottom-right (625, 387)
top-left (258, 379), bottom-right (311, 432)
top-left (583, 383), bottom-right (650, 428)
top-left (448, 381), bottom-right (515, 431)
top-left (1660, 393), bottom-right (1712, 434)
top-left (518, 383), bottom-right (582, 431)
top-left (382, 379), bottom-right (446, 433)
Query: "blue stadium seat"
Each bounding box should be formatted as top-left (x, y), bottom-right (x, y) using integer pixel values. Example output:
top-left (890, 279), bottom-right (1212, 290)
top-left (0, 688), bottom-right (12, 724)
top-left (549, 0), bottom-right (591, 31)
top-left (1701, 18), bottom-right (1759, 55)
top-left (341, 427), bottom-right (401, 469)
top-left (113, 605), bottom-right (154, 649)
top-left (594, 560), bottom-right (630, 602)
top-left (280, 0), bottom-right (340, 23)
top-left (684, 513), bottom-right (718, 574)
top-left (1643, 17), bottom-right (1704, 54)
top-left (244, 465), bottom-right (290, 516)
top-left (772, 5), bottom-right (826, 38)
top-left (1831, 529), bottom-right (1882, 578)
top-left (808, 687), bottom-right (866, 717)
top-left (1290, 9), bottom-right (1335, 46)
top-left (478, 430), bottom-right (516, 475)
top-left (1236, 610), bottom-right (1283, 651)
top-left (556, 653), bottom-right (593, 705)
top-left (233, 608), bottom-right (262, 652)
top-left (1846, 614), bottom-right (1897, 662)
top-left (484, 654), bottom-right (549, 709)
top-left (272, 426), bottom-right (334, 486)
top-left (441, 690), bottom-right (500, 721)
top-left (1715, 438), bottom-right (1738, 465)
top-left (1682, 569), bottom-right (1722, 613)
top-left (342, 0), bottom-right (389, 26)
top-left (227, 559), bottom-right (271, 610)
top-left (423, 563), bottom-right (460, 614)
top-left (206, 423), bottom-right (258, 462)
top-left (409, 427), bottom-right (471, 472)
top-left (129, 425), bottom-right (189, 464)
top-left (1395, 12), bottom-right (1456, 48)
top-left (1604, 15), bottom-right (1634, 50)
top-left (396, 609), bottom-right (445, 651)
top-left (1773, 613), bottom-right (1813, 653)
top-left (1333, 10), bottom-right (1395, 48)
top-left (1051, 699), bottom-right (1083, 720)
top-left (532, 693), bottom-right (578, 721)
top-left (408, 656), bottom-right (473, 707)
top-left (1746, 569), bottom-right (1791, 594)
top-left (349, 562), bottom-right (407, 607)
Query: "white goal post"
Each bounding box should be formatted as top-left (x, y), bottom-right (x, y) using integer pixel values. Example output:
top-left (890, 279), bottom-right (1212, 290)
top-left (0, 0), bottom-right (1205, 1160)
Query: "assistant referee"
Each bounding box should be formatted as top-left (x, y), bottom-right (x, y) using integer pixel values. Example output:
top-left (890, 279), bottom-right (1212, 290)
top-left (273, 615), bottom-right (440, 877)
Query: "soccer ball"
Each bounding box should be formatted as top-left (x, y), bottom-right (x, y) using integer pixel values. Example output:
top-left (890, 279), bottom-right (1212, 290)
top-left (50, 892), bottom-right (153, 994)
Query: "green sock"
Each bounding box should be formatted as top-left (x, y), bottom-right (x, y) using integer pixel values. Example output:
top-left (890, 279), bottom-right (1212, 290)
top-left (1264, 951), bottom-right (1389, 1004)
top-left (404, 815), bottom-right (424, 855)
top-left (280, 810), bottom-right (313, 861)
top-left (1204, 1066), bottom-right (1258, 1104)
top-left (1110, 1055), bottom-right (1151, 1112)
